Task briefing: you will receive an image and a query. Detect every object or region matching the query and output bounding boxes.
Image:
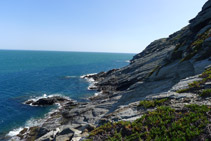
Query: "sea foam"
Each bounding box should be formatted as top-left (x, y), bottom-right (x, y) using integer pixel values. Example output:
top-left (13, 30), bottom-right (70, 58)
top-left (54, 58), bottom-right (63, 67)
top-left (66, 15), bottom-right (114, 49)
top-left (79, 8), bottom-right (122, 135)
top-left (80, 73), bottom-right (98, 90)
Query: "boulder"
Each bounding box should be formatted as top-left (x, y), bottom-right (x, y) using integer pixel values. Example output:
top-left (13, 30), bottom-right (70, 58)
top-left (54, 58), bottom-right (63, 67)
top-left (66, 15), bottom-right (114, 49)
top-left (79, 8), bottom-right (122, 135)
top-left (24, 96), bottom-right (71, 106)
top-left (23, 126), bottom-right (49, 141)
top-left (58, 128), bottom-right (74, 136)
top-left (35, 128), bottom-right (60, 141)
top-left (32, 98), bottom-right (55, 106)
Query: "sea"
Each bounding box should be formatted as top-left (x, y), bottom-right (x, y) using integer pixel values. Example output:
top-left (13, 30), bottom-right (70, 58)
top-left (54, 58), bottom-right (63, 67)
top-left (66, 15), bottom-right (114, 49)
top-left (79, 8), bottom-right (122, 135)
top-left (0, 50), bottom-right (133, 139)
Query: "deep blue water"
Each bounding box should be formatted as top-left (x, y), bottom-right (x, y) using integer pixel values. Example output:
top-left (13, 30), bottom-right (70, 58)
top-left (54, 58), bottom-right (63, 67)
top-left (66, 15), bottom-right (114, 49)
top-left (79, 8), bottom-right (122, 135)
top-left (0, 50), bottom-right (133, 137)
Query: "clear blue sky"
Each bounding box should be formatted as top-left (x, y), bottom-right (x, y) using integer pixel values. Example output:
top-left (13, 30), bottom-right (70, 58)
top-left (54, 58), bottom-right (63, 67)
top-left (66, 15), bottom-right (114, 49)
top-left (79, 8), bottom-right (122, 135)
top-left (0, 0), bottom-right (207, 53)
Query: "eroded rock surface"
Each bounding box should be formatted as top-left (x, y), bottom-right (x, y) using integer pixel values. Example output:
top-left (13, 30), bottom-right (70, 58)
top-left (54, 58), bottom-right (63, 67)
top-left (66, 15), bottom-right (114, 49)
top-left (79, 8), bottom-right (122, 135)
top-left (11, 1), bottom-right (211, 141)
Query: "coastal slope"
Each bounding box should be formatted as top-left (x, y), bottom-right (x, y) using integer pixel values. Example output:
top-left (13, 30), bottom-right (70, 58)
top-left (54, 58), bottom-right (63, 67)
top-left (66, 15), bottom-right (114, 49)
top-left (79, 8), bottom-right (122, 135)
top-left (92, 0), bottom-right (211, 109)
top-left (13, 0), bottom-right (211, 141)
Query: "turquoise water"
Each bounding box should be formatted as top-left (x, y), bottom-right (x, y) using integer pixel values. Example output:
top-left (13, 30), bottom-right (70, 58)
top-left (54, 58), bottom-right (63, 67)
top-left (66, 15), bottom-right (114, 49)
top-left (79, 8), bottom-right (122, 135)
top-left (0, 50), bottom-right (133, 138)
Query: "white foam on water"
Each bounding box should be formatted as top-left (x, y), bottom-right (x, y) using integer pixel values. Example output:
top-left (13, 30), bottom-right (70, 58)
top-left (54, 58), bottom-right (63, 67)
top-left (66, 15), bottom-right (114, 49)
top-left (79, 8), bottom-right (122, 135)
top-left (24, 93), bottom-right (72, 106)
top-left (25, 118), bottom-right (44, 128)
top-left (7, 127), bottom-right (24, 137)
top-left (88, 83), bottom-right (97, 90)
top-left (7, 99), bottom-right (62, 138)
top-left (94, 91), bottom-right (103, 96)
top-left (26, 93), bottom-right (48, 102)
top-left (80, 73), bottom-right (97, 79)
top-left (7, 115), bottom-right (47, 137)
top-left (9, 93), bottom-right (74, 138)
top-left (80, 73), bottom-right (98, 90)
top-left (64, 76), bottom-right (78, 79)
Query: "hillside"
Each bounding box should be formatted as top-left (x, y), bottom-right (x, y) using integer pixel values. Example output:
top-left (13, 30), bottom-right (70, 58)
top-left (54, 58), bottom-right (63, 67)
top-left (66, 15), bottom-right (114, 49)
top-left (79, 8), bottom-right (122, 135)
top-left (91, 0), bottom-right (211, 108)
top-left (15, 1), bottom-right (211, 141)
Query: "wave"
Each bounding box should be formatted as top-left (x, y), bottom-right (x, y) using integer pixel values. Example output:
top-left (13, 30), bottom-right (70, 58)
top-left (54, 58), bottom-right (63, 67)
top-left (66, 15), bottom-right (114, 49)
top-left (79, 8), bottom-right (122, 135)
top-left (80, 73), bottom-right (97, 79)
top-left (80, 73), bottom-right (98, 90)
top-left (61, 75), bottom-right (78, 79)
top-left (88, 83), bottom-right (97, 90)
top-left (7, 93), bottom-right (69, 139)
top-left (24, 93), bottom-right (72, 106)
top-left (7, 127), bottom-right (23, 137)
top-left (6, 117), bottom-right (45, 138)
top-left (94, 91), bottom-right (103, 96)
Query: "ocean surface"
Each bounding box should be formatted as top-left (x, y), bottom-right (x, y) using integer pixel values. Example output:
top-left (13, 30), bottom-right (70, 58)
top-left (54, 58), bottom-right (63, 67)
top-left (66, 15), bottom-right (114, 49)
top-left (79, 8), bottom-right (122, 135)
top-left (0, 50), bottom-right (133, 138)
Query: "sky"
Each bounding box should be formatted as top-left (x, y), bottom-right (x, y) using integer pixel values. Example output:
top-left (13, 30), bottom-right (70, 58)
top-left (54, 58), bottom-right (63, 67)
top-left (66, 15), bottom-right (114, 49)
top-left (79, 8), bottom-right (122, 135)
top-left (0, 0), bottom-right (208, 53)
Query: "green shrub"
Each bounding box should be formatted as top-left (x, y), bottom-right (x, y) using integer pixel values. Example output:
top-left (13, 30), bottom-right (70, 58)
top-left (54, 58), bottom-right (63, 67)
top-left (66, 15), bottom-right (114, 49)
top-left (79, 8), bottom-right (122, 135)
top-left (188, 81), bottom-right (201, 88)
top-left (200, 89), bottom-right (211, 98)
top-left (200, 68), bottom-right (211, 79)
top-left (176, 68), bottom-right (211, 97)
top-left (88, 105), bottom-right (210, 141)
top-left (176, 88), bottom-right (190, 93)
top-left (138, 98), bottom-right (168, 108)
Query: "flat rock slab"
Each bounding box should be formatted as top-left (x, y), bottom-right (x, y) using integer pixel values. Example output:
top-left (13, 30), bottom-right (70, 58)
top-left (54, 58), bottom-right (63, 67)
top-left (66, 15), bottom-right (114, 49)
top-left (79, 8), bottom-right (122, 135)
top-left (146, 92), bottom-right (196, 100)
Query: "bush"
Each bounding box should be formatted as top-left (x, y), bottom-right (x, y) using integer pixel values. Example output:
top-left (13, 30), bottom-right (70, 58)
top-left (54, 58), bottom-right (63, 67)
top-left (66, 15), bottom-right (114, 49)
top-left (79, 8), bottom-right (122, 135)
top-left (87, 105), bottom-right (210, 141)
top-left (188, 81), bottom-right (201, 88)
top-left (200, 89), bottom-right (211, 98)
top-left (176, 68), bottom-right (211, 98)
top-left (138, 98), bottom-right (168, 108)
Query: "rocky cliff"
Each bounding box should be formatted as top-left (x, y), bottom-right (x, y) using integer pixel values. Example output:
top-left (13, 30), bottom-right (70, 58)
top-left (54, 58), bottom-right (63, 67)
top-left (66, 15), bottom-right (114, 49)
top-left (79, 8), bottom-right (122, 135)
top-left (11, 1), bottom-right (211, 141)
top-left (92, 0), bottom-right (211, 109)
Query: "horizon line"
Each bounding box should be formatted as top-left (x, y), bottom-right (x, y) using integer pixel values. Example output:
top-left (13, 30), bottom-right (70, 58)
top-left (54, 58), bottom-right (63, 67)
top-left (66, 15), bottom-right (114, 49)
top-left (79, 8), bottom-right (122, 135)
top-left (0, 49), bottom-right (137, 54)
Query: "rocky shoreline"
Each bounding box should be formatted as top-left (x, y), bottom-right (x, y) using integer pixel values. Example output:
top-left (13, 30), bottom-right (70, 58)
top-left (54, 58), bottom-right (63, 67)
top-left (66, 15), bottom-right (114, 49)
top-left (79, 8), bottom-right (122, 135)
top-left (5, 0), bottom-right (211, 140)
top-left (8, 66), bottom-right (211, 141)
top-left (6, 77), bottom-right (121, 141)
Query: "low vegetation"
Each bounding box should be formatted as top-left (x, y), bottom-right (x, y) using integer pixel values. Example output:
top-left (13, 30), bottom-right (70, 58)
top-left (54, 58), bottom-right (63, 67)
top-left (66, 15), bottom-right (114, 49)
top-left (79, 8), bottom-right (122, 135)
top-left (200, 89), bottom-right (211, 98)
top-left (87, 105), bottom-right (210, 141)
top-left (176, 68), bottom-right (211, 98)
top-left (180, 29), bottom-right (211, 62)
top-left (138, 98), bottom-right (168, 108)
top-left (176, 88), bottom-right (190, 93)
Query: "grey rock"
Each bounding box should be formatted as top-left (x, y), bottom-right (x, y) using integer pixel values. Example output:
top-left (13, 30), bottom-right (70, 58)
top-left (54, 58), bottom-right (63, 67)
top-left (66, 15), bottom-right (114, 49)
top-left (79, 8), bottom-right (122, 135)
top-left (36, 129), bottom-right (59, 141)
top-left (80, 124), bottom-right (96, 132)
top-left (205, 82), bottom-right (211, 89)
top-left (189, 0), bottom-right (211, 32)
top-left (58, 128), bottom-right (74, 136)
top-left (56, 135), bottom-right (73, 141)
top-left (86, 0), bottom-right (210, 110)
top-left (25, 96), bottom-right (72, 106)
top-left (196, 25), bottom-right (211, 37)
top-left (53, 127), bottom-right (77, 141)
top-left (170, 75), bottom-right (202, 92)
top-left (17, 1), bottom-right (211, 140)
